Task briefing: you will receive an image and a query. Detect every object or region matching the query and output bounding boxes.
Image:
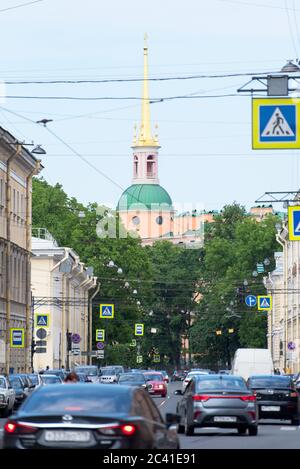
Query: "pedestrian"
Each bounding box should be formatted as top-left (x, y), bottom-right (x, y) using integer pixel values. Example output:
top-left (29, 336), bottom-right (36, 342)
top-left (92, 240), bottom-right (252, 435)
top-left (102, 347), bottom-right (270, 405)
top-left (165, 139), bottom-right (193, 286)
top-left (64, 372), bottom-right (79, 383)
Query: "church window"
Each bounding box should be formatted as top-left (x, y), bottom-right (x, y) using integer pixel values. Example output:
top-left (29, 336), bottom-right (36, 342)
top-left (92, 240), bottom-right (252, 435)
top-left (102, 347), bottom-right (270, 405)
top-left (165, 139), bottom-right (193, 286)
top-left (147, 155), bottom-right (155, 177)
top-left (156, 216), bottom-right (163, 225)
top-left (132, 216), bottom-right (140, 225)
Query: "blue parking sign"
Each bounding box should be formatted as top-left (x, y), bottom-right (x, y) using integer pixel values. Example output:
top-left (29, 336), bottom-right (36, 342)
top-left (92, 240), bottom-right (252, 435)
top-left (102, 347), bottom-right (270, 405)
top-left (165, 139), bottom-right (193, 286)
top-left (135, 324), bottom-right (144, 336)
top-left (10, 328), bottom-right (25, 348)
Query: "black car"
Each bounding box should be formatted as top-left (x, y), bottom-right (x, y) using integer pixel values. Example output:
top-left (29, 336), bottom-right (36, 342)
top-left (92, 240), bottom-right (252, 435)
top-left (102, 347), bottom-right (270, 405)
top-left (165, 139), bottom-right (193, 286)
top-left (8, 376), bottom-right (27, 408)
top-left (247, 375), bottom-right (300, 424)
top-left (117, 373), bottom-right (147, 389)
top-left (3, 383), bottom-right (180, 449)
top-left (176, 374), bottom-right (258, 436)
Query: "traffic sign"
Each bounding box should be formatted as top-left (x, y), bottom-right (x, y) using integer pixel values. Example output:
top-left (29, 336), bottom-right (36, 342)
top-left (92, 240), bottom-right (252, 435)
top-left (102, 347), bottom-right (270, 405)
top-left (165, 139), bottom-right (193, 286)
top-left (35, 314), bottom-right (49, 328)
top-left (36, 328), bottom-right (47, 339)
top-left (288, 341), bottom-right (296, 350)
top-left (96, 350), bottom-right (104, 359)
top-left (130, 339), bottom-right (137, 347)
top-left (100, 304), bottom-right (114, 319)
top-left (96, 329), bottom-right (105, 342)
top-left (136, 355), bottom-right (143, 363)
top-left (252, 98), bottom-right (300, 149)
top-left (153, 354), bottom-right (160, 363)
top-left (245, 295), bottom-right (257, 307)
top-left (96, 342), bottom-right (105, 350)
top-left (257, 295), bottom-right (272, 310)
top-left (71, 333), bottom-right (81, 344)
top-left (10, 328), bottom-right (24, 348)
top-left (256, 263), bottom-right (264, 273)
top-left (288, 206), bottom-right (300, 241)
top-left (134, 324), bottom-right (144, 336)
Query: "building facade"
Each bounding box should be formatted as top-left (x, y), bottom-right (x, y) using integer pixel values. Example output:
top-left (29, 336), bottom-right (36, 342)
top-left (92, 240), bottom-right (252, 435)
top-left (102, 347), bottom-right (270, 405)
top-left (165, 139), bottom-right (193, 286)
top-left (0, 128), bottom-right (42, 374)
top-left (31, 230), bottom-right (97, 371)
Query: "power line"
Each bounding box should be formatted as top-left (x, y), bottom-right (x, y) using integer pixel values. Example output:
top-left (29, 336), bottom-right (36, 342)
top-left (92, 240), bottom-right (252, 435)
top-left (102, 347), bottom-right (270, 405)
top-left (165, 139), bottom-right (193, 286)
top-left (0, 0), bottom-right (44, 14)
top-left (3, 93), bottom-right (245, 101)
top-left (285, 0), bottom-right (299, 57)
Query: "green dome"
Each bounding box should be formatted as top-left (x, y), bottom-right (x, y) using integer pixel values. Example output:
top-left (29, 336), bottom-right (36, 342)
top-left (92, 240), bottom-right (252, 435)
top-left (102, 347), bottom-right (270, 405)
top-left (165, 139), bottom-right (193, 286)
top-left (117, 184), bottom-right (173, 211)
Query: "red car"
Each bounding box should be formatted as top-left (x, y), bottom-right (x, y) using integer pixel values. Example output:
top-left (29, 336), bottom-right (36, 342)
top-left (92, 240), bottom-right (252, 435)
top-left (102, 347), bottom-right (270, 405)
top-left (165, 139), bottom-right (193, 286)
top-left (143, 372), bottom-right (167, 397)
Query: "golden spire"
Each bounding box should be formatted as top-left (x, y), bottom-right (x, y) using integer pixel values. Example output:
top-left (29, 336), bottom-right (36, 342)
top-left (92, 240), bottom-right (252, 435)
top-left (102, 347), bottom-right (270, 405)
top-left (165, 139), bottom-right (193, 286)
top-left (134, 34), bottom-right (159, 147)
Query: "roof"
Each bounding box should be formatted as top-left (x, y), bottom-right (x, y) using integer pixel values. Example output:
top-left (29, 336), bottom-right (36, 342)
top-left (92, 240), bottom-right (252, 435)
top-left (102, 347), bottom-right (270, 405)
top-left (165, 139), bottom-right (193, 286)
top-left (117, 184), bottom-right (173, 211)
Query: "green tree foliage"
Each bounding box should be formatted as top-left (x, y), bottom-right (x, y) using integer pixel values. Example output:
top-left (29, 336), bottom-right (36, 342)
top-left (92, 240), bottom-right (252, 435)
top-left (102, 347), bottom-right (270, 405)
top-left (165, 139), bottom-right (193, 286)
top-left (190, 203), bottom-right (280, 369)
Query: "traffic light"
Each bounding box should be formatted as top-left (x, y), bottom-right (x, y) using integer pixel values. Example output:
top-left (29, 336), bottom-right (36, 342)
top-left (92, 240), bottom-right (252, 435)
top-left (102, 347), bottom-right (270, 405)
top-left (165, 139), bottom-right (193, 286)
top-left (66, 332), bottom-right (72, 351)
top-left (31, 339), bottom-right (36, 355)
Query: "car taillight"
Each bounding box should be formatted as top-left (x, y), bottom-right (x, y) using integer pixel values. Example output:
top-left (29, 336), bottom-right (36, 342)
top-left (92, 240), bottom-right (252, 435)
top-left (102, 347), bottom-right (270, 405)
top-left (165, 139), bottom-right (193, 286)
top-left (120, 424), bottom-right (136, 436)
top-left (193, 395), bottom-right (256, 402)
top-left (290, 392), bottom-right (298, 397)
top-left (4, 422), bottom-right (38, 434)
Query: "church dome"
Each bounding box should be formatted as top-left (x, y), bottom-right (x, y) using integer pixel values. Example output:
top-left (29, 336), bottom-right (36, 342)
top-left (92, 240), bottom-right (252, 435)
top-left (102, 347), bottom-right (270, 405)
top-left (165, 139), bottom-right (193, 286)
top-left (117, 184), bottom-right (173, 211)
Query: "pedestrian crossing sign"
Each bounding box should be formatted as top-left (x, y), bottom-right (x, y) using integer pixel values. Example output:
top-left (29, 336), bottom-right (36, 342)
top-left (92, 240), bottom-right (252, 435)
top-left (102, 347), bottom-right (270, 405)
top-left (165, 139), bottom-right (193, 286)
top-left (288, 206), bottom-right (300, 240)
top-left (100, 304), bottom-right (114, 319)
top-left (257, 295), bottom-right (272, 311)
top-left (252, 98), bottom-right (300, 149)
top-left (35, 314), bottom-right (49, 328)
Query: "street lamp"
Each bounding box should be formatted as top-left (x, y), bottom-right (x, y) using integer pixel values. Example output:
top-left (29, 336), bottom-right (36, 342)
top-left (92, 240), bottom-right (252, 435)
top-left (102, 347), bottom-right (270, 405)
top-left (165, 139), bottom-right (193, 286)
top-left (280, 60), bottom-right (300, 73)
top-left (107, 260), bottom-right (115, 268)
top-left (117, 267), bottom-right (123, 275)
top-left (32, 144), bottom-right (46, 155)
top-left (133, 289), bottom-right (137, 295)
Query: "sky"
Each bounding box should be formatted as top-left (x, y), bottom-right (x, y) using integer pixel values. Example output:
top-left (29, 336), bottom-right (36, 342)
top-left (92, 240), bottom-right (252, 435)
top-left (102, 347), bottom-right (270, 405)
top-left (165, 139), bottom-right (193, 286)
top-left (1, 0), bottom-right (300, 213)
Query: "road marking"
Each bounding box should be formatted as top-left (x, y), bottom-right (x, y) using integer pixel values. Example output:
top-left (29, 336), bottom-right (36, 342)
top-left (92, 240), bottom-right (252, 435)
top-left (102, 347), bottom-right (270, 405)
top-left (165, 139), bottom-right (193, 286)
top-left (158, 395), bottom-right (170, 407)
top-left (280, 426), bottom-right (297, 431)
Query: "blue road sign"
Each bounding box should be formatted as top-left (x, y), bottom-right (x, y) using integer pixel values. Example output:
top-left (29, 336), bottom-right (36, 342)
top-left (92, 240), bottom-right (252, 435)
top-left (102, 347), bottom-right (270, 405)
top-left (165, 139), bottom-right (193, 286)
top-left (259, 105), bottom-right (296, 142)
top-left (256, 263), bottom-right (264, 273)
top-left (100, 304), bottom-right (114, 319)
top-left (257, 295), bottom-right (272, 311)
top-left (35, 314), bottom-right (49, 327)
top-left (10, 328), bottom-right (24, 348)
top-left (135, 324), bottom-right (144, 336)
top-left (288, 206), bottom-right (300, 241)
top-left (96, 342), bottom-right (105, 350)
top-left (245, 295), bottom-right (257, 307)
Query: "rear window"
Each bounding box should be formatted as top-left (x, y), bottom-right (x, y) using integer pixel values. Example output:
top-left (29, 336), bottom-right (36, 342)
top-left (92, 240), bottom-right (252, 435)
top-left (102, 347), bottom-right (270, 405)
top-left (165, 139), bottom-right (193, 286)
top-left (248, 377), bottom-right (292, 389)
top-left (75, 367), bottom-right (98, 376)
top-left (144, 374), bottom-right (163, 381)
top-left (42, 376), bottom-right (61, 384)
top-left (119, 374), bottom-right (145, 383)
top-left (196, 376), bottom-right (248, 392)
top-left (20, 386), bottom-right (131, 415)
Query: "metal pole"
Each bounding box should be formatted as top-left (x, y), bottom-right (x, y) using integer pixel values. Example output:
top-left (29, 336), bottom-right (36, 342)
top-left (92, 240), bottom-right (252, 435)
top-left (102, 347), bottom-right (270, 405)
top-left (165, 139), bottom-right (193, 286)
top-left (89, 283), bottom-right (100, 365)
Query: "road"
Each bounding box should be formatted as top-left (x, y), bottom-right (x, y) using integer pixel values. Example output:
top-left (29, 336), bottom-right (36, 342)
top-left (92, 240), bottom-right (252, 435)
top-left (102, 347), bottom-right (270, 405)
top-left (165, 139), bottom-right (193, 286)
top-left (1, 382), bottom-right (300, 449)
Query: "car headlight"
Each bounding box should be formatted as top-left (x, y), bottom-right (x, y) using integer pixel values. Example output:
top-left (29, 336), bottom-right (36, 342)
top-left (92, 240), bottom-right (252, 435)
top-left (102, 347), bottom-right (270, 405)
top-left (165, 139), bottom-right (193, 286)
top-left (0, 394), bottom-right (5, 402)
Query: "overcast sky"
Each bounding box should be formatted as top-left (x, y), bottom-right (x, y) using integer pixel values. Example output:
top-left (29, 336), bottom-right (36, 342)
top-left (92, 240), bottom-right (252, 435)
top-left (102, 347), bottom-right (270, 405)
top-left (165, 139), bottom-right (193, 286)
top-left (1, 0), bottom-right (300, 212)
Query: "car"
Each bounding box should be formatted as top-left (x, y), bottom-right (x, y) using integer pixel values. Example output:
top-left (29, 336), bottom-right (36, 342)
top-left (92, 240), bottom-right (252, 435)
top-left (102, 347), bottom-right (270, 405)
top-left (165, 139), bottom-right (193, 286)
top-left (143, 372), bottom-right (167, 397)
top-left (117, 373), bottom-right (147, 389)
top-left (13, 374), bottom-right (35, 395)
top-left (40, 374), bottom-right (63, 386)
top-left (74, 366), bottom-right (99, 383)
top-left (172, 370), bottom-right (187, 382)
top-left (175, 374), bottom-right (258, 436)
top-left (0, 375), bottom-right (16, 417)
top-left (231, 348), bottom-right (274, 381)
top-left (27, 373), bottom-right (43, 389)
top-left (9, 376), bottom-right (28, 408)
top-left (42, 369), bottom-right (67, 381)
top-left (3, 383), bottom-right (180, 449)
top-left (247, 375), bottom-right (300, 425)
top-left (76, 373), bottom-right (93, 383)
top-left (218, 369), bottom-right (230, 375)
top-left (100, 368), bottom-right (119, 384)
top-left (182, 370), bottom-right (210, 392)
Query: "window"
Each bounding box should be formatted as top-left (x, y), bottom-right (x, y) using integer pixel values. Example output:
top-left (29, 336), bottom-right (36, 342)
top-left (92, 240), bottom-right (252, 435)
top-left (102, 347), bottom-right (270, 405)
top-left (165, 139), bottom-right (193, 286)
top-left (134, 156), bottom-right (138, 177)
top-left (156, 216), bottom-right (163, 225)
top-left (132, 216), bottom-right (140, 225)
top-left (147, 155), bottom-right (155, 177)
top-left (0, 179), bottom-right (3, 207)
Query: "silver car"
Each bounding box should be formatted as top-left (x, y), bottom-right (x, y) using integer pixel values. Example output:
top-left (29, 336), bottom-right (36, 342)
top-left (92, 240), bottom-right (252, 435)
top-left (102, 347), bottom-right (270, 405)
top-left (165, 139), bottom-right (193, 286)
top-left (176, 374), bottom-right (258, 436)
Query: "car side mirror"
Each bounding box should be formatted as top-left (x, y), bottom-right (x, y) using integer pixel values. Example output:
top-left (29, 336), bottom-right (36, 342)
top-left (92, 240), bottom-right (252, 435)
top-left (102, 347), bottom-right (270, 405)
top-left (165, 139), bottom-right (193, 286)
top-left (174, 389), bottom-right (183, 395)
top-left (165, 413), bottom-right (180, 426)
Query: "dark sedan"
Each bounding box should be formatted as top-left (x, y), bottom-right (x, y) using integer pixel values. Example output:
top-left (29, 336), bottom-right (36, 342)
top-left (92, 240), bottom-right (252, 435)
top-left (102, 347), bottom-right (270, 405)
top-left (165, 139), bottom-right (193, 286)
top-left (176, 374), bottom-right (258, 436)
top-left (247, 375), bottom-right (300, 424)
top-left (3, 384), bottom-right (180, 449)
top-left (117, 373), bottom-right (147, 389)
top-left (9, 376), bottom-right (27, 408)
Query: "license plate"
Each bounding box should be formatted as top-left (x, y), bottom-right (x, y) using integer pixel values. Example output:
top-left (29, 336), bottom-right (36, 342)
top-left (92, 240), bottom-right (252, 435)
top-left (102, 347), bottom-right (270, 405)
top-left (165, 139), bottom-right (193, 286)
top-left (214, 416), bottom-right (237, 422)
top-left (261, 406), bottom-right (280, 411)
top-left (44, 430), bottom-right (91, 442)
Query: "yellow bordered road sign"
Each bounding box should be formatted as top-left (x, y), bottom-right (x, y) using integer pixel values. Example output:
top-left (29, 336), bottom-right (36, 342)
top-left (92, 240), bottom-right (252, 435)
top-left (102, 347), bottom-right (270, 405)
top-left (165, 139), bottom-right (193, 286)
top-left (257, 295), bottom-right (272, 311)
top-left (288, 206), bottom-right (300, 240)
top-left (96, 329), bottom-right (105, 341)
top-left (35, 314), bottom-right (50, 328)
top-left (252, 98), bottom-right (300, 149)
top-left (10, 328), bottom-right (25, 348)
top-left (100, 304), bottom-right (114, 319)
top-left (134, 324), bottom-right (144, 336)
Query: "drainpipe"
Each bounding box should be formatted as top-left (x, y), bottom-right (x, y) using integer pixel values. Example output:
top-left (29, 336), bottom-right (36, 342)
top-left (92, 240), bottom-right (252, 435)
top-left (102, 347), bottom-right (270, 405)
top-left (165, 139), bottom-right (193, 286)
top-left (25, 159), bottom-right (41, 372)
top-left (5, 144), bottom-right (22, 375)
top-left (89, 281), bottom-right (100, 365)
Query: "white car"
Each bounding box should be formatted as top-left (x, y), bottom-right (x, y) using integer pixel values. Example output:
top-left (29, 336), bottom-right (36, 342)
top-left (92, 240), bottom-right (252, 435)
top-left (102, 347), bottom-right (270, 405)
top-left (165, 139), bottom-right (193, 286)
top-left (100, 368), bottom-right (119, 384)
top-left (0, 375), bottom-right (16, 417)
top-left (182, 371), bottom-right (210, 392)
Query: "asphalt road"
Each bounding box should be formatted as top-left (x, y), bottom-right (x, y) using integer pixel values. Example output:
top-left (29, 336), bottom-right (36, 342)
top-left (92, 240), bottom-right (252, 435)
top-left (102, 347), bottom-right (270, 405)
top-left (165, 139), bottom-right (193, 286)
top-left (1, 382), bottom-right (300, 449)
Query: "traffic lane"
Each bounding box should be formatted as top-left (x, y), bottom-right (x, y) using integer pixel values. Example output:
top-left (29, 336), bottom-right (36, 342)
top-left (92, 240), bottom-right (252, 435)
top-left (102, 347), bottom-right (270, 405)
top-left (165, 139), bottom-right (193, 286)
top-left (0, 418), bottom-right (6, 449)
top-left (154, 384), bottom-right (300, 449)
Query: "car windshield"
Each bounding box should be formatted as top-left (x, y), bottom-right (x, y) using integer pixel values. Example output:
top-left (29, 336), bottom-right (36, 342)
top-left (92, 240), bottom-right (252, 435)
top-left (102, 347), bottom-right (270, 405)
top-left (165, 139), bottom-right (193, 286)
top-left (196, 376), bottom-right (248, 392)
top-left (42, 376), bottom-right (61, 384)
top-left (20, 386), bottom-right (131, 415)
top-left (248, 377), bottom-right (292, 388)
top-left (119, 374), bottom-right (144, 383)
top-left (9, 377), bottom-right (22, 388)
top-left (0, 378), bottom-right (6, 388)
top-left (75, 367), bottom-right (98, 376)
top-left (102, 369), bottom-right (116, 376)
top-left (145, 374), bottom-right (163, 381)
top-left (28, 374), bottom-right (39, 385)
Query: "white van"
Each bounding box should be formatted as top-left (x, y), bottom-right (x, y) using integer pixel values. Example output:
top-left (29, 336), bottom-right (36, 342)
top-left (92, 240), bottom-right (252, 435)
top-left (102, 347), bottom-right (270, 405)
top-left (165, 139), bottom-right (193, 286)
top-left (231, 348), bottom-right (274, 381)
